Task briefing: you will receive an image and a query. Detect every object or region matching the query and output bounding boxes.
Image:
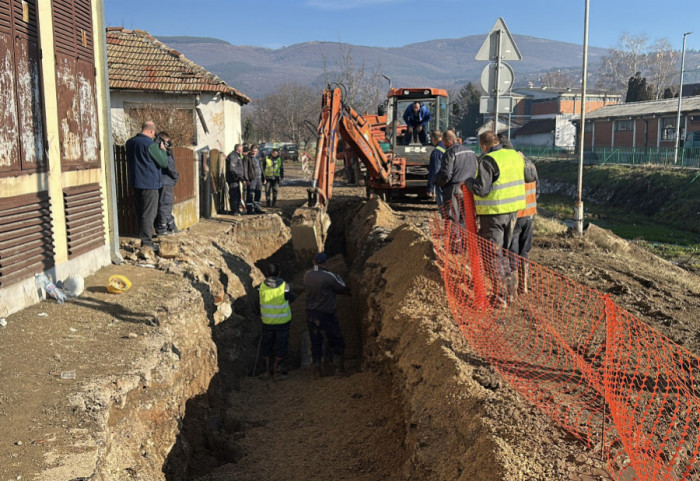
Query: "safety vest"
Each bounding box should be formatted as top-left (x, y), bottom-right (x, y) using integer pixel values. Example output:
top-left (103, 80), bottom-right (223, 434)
top-left (259, 282), bottom-right (291, 325)
top-left (264, 157), bottom-right (281, 178)
top-left (517, 181), bottom-right (538, 218)
top-left (473, 148), bottom-right (526, 215)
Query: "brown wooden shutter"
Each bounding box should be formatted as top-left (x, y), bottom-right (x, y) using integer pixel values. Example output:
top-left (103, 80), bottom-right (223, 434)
top-left (52, 0), bottom-right (99, 170)
top-left (0, 0), bottom-right (45, 176)
top-left (0, 191), bottom-right (55, 287)
top-left (63, 183), bottom-right (105, 258)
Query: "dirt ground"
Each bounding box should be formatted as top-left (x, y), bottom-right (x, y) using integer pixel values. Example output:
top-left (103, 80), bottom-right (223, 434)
top-left (1, 162), bottom-right (699, 481)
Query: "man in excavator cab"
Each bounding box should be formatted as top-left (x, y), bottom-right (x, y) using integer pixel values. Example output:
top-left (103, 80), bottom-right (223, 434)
top-left (402, 101), bottom-right (431, 145)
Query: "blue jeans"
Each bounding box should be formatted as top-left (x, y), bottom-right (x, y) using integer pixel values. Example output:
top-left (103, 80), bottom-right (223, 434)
top-left (306, 310), bottom-right (345, 364)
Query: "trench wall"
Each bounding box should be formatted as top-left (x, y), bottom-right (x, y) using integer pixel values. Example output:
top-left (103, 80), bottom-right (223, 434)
top-left (341, 198), bottom-right (503, 480)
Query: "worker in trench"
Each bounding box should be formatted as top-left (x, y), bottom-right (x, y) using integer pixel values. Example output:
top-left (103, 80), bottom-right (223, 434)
top-left (304, 253), bottom-right (350, 377)
top-left (258, 263), bottom-right (298, 379)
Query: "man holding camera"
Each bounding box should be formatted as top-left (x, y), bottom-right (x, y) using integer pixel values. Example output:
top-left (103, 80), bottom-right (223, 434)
top-left (126, 121), bottom-right (169, 250)
top-left (155, 132), bottom-right (179, 236)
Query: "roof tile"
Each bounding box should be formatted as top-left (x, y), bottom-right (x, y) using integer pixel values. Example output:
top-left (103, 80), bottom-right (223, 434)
top-left (106, 27), bottom-right (250, 104)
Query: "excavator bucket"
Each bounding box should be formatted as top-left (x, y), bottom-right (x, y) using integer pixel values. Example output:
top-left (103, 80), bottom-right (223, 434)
top-left (291, 206), bottom-right (331, 262)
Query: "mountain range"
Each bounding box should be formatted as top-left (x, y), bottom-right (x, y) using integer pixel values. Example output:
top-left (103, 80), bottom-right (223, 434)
top-left (157, 34), bottom-right (612, 101)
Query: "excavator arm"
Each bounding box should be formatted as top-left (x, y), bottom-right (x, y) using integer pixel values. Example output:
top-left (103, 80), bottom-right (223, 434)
top-left (308, 86), bottom-right (401, 209)
top-left (293, 85), bottom-right (403, 260)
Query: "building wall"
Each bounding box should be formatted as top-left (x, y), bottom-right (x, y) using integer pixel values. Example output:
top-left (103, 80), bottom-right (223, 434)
top-left (0, 0), bottom-right (113, 317)
top-left (111, 91), bottom-right (243, 156)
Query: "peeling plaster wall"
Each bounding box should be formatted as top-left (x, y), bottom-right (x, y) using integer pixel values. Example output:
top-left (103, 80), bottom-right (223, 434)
top-left (0, 0), bottom-right (112, 317)
top-left (109, 91), bottom-right (244, 157)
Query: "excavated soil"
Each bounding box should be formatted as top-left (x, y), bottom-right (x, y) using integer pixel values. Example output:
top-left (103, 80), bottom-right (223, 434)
top-left (1, 163), bottom-right (699, 481)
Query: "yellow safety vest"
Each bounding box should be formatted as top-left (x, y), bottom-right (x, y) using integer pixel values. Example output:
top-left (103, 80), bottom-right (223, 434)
top-left (517, 181), bottom-right (538, 218)
top-left (259, 282), bottom-right (291, 325)
top-left (264, 157), bottom-right (281, 178)
top-left (473, 149), bottom-right (526, 215)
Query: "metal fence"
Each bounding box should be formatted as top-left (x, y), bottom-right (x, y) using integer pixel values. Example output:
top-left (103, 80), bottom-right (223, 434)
top-left (511, 145), bottom-right (700, 168)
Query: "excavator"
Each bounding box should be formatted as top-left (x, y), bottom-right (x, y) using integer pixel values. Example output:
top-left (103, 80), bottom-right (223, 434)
top-left (291, 84), bottom-right (449, 259)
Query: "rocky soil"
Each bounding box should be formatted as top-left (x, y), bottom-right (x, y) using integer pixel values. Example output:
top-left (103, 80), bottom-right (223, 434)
top-left (1, 163), bottom-right (699, 481)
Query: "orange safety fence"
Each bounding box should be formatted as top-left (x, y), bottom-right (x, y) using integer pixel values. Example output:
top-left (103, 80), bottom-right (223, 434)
top-left (430, 186), bottom-right (700, 481)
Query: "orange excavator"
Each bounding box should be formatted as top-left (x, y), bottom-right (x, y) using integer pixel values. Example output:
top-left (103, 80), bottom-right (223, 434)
top-left (292, 84), bottom-right (449, 258)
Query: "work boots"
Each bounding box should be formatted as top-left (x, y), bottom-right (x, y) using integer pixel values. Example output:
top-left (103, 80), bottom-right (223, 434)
top-left (332, 352), bottom-right (346, 376)
top-left (273, 356), bottom-right (287, 380)
top-left (259, 357), bottom-right (271, 379)
top-left (518, 263), bottom-right (530, 294)
top-left (313, 361), bottom-right (323, 379)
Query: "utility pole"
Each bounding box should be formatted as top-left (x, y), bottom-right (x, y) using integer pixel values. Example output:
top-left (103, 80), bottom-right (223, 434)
top-left (673, 32), bottom-right (692, 165)
top-left (574, 0), bottom-right (590, 235)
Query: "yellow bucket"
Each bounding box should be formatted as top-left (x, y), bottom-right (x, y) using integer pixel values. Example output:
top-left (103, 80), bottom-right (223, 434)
top-left (107, 275), bottom-right (132, 294)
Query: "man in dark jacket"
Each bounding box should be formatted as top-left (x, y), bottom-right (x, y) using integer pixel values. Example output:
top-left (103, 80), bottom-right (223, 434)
top-left (225, 143), bottom-right (245, 215)
top-left (155, 132), bottom-right (179, 235)
top-left (435, 130), bottom-right (478, 223)
top-left (125, 121), bottom-right (168, 249)
top-left (304, 252), bottom-right (348, 377)
top-left (243, 144), bottom-right (264, 214)
top-left (427, 130), bottom-right (446, 211)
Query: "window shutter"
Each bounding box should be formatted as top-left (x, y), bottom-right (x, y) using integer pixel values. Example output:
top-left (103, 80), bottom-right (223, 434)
top-left (0, 0), bottom-right (44, 176)
top-left (52, 0), bottom-right (99, 170)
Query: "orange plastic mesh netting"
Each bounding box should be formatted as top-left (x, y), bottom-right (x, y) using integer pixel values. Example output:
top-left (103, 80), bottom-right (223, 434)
top-left (430, 186), bottom-right (700, 481)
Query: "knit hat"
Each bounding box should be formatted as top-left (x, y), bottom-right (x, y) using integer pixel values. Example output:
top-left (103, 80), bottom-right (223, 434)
top-left (314, 252), bottom-right (327, 264)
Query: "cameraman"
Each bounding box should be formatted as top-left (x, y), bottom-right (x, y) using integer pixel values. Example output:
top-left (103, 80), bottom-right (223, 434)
top-left (155, 132), bottom-right (179, 235)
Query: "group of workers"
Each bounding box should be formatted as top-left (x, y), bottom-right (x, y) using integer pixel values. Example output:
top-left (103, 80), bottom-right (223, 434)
top-left (225, 144), bottom-right (285, 215)
top-left (429, 129), bottom-right (539, 302)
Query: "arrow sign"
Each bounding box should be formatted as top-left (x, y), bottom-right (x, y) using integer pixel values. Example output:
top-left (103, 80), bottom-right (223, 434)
top-left (475, 17), bottom-right (522, 61)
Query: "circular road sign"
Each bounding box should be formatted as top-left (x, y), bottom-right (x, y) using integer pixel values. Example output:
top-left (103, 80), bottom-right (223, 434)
top-left (480, 62), bottom-right (514, 95)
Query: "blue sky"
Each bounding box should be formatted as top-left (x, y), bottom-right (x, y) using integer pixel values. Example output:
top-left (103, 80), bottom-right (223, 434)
top-left (104, 0), bottom-right (697, 51)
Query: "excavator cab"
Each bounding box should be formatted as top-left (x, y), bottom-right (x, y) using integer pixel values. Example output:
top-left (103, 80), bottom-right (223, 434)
top-left (380, 88), bottom-right (449, 198)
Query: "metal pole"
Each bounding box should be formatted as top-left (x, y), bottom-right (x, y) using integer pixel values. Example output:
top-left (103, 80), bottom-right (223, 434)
top-left (673, 32), bottom-right (692, 165)
top-left (574, 0), bottom-right (590, 235)
top-left (494, 30), bottom-right (502, 133)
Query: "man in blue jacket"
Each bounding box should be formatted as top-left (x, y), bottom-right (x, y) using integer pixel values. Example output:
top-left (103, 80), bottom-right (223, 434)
top-left (403, 101), bottom-right (431, 145)
top-left (126, 121), bottom-right (168, 249)
top-left (427, 130), bottom-right (446, 211)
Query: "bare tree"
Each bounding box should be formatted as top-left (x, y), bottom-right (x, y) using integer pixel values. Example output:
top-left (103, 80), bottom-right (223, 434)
top-left (320, 43), bottom-right (386, 115)
top-left (646, 38), bottom-right (678, 99)
top-left (244, 82), bottom-right (319, 146)
top-left (539, 70), bottom-right (578, 89)
top-left (597, 33), bottom-right (678, 99)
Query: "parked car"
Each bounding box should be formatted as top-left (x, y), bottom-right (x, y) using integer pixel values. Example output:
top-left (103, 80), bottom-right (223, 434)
top-left (282, 144), bottom-right (299, 161)
top-left (465, 136), bottom-right (478, 145)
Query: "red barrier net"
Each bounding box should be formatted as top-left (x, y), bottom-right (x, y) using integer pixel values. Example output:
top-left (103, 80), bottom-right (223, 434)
top-left (430, 187), bottom-right (700, 481)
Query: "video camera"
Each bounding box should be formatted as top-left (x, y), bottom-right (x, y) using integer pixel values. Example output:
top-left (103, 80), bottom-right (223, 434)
top-left (154, 133), bottom-right (172, 149)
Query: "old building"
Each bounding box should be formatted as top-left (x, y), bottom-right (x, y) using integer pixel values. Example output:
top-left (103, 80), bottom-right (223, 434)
top-left (106, 27), bottom-right (250, 156)
top-left (1, 0), bottom-right (116, 316)
top-left (504, 87), bottom-right (621, 150)
top-left (580, 96), bottom-right (700, 149)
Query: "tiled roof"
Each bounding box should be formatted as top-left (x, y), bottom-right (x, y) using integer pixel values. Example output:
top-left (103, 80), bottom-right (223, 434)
top-left (106, 27), bottom-right (250, 104)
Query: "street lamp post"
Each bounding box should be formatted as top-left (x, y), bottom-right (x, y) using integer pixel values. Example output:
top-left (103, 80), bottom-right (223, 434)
top-left (673, 32), bottom-right (692, 165)
top-left (574, 0), bottom-right (590, 235)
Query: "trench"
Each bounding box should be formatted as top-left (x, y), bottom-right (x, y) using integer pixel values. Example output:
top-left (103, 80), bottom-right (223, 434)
top-left (162, 200), bottom-right (412, 481)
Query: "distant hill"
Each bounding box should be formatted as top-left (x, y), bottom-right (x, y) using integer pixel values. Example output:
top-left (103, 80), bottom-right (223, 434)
top-left (157, 34), bottom-right (611, 101)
